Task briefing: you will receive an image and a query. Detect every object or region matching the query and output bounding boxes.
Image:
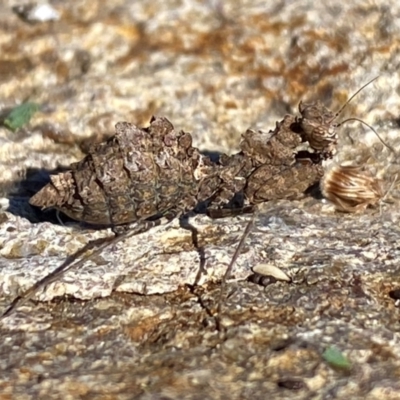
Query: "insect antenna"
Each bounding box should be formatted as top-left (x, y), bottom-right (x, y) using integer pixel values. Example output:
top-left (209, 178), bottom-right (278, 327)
top-left (331, 76), bottom-right (379, 122)
top-left (380, 173), bottom-right (398, 216)
top-left (337, 117), bottom-right (396, 154)
top-left (330, 76), bottom-right (395, 155)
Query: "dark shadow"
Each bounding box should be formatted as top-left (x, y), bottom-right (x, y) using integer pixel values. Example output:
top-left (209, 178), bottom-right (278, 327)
top-left (199, 150), bottom-right (223, 163)
top-left (207, 204), bottom-right (255, 219)
top-left (304, 182), bottom-right (323, 199)
top-left (4, 166), bottom-right (76, 225)
top-left (393, 117), bottom-right (400, 129)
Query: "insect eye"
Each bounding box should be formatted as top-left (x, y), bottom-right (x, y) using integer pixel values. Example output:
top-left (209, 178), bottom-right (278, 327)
top-left (327, 126), bottom-right (336, 137)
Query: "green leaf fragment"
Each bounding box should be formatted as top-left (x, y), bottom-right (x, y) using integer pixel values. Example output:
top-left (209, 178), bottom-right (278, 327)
top-left (322, 346), bottom-right (352, 370)
top-left (4, 102), bottom-right (39, 131)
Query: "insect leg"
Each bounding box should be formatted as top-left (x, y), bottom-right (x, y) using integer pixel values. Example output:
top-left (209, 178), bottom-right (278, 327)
top-left (215, 209), bottom-right (258, 333)
top-left (0, 213), bottom-right (182, 320)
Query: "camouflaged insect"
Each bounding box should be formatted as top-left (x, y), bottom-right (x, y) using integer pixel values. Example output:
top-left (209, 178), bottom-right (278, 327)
top-left (2, 94), bottom-right (360, 321)
top-left (30, 117), bottom-right (217, 227)
top-left (29, 102), bottom-right (336, 228)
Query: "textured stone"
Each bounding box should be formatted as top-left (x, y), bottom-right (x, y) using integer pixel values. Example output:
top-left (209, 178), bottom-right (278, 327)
top-left (1, 0), bottom-right (400, 399)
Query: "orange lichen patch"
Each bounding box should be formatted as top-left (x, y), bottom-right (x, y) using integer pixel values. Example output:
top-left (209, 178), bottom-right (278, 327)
top-left (1, 2), bottom-right (357, 117)
top-left (114, 14), bottom-right (299, 76)
top-left (284, 63), bottom-right (350, 98)
top-left (86, 112), bottom-right (122, 136)
top-left (244, 13), bottom-right (306, 35)
top-left (1, 22), bottom-right (55, 42)
top-left (56, 381), bottom-right (91, 397)
top-left (372, 278), bottom-right (400, 309)
top-left (292, 29), bottom-right (350, 54)
top-left (373, 44), bottom-right (396, 54)
top-left (368, 341), bottom-right (397, 363)
top-left (224, 100), bottom-right (238, 109)
top-left (78, 104), bottom-right (159, 152)
top-left (36, 123), bottom-right (77, 145)
top-left (17, 367), bottom-right (40, 383)
top-left (60, 1), bottom-right (102, 25)
top-left (0, 58), bottom-right (34, 82)
top-left (123, 14), bottom-right (349, 103)
top-left (48, 316), bottom-right (80, 329)
top-left (123, 314), bottom-right (170, 342)
top-left (95, 326), bottom-right (115, 337)
top-left (369, 39), bottom-right (400, 55)
top-left (0, 392), bottom-right (12, 400)
top-left (127, 106), bottom-right (159, 129)
top-left (111, 23), bottom-right (141, 42)
top-left (224, 305), bottom-right (304, 328)
top-left (267, 348), bottom-right (321, 374)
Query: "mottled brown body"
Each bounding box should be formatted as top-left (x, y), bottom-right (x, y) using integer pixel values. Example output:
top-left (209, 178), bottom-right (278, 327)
top-left (2, 100), bottom-right (345, 321)
top-left (240, 114), bottom-right (325, 203)
top-left (297, 101), bottom-right (339, 159)
top-left (206, 113), bottom-right (326, 209)
top-left (30, 117), bottom-right (217, 226)
top-left (29, 103), bottom-right (335, 227)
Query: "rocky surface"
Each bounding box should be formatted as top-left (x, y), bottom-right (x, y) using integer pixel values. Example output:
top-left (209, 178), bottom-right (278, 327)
top-left (2, 0), bottom-right (400, 398)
